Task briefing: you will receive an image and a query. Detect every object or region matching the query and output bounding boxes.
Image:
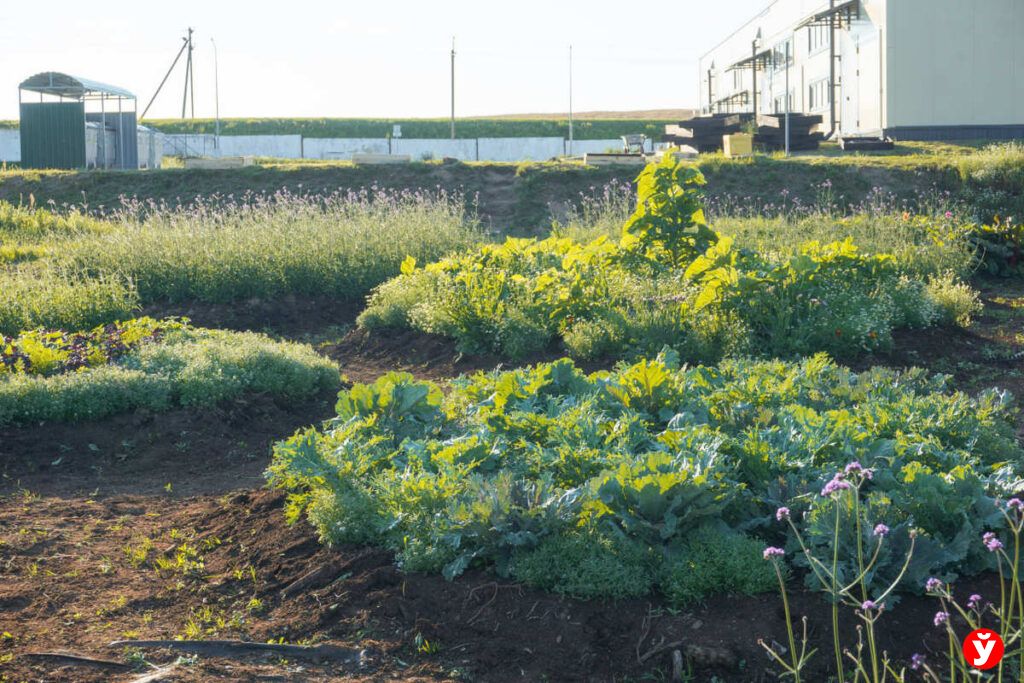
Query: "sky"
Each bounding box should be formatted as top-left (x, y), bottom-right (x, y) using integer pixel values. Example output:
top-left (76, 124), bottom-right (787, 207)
top-left (0, 0), bottom-right (768, 120)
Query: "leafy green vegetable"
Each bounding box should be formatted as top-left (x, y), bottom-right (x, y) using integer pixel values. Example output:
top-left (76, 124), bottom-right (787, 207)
top-left (269, 352), bottom-right (1021, 600)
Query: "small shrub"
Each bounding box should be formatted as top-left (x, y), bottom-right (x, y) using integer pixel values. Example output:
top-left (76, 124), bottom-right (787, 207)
top-left (925, 271), bottom-right (982, 326)
top-left (958, 142), bottom-right (1024, 223)
top-left (307, 485), bottom-right (385, 547)
top-left (510, 530), bottom-right (655, 599)
top-left (659, 526), bottom-right (780, 606)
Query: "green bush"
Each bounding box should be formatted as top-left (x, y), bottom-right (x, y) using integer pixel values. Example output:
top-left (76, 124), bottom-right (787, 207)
top-left (0, 322), bottom-right (339, 425)
top-left (963, 217), bottom-right (1024, 277)
top-left (268, 353), bottom-right (1022, 599)
top-left (0, 366), bottom-right (171, 424)
top-left (925, 271), bottom-right (982, 326)
top-left (659, 527), bottom-right (780, 606)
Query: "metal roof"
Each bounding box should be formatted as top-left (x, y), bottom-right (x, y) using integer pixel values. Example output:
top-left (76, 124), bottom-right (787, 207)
top-left (18, 72), bottom-right (134, 100)
top-left (726, 48), bottom-right (773, 72)
top-left (795, 0), bottom-right (859, 29)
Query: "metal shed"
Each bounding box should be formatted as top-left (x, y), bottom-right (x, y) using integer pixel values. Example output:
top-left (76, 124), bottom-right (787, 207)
top-left (18, 72), bottom-right (138, 169)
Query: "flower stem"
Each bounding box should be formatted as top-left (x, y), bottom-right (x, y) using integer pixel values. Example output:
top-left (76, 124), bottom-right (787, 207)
top-left (776, 562), bottom-right (801, 683)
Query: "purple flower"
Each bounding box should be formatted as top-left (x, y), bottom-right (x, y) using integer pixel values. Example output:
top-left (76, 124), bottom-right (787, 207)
top-left (984, 532), bottom-right (1004, 552)
top-left (911, 653), bottom-right (926, 670)
top-left (1008, 498), bottom-right (1024, 511)
top-left (763, 546), bottom-right (785, 561)
top-left (821, 474), bottom-right (852, 497)
top-left (944, 211), bottom-right (953, 219)
top-left (873, 524), bottom-right (890, 538)
top-left (925, 577), bottom-right (943, 593)
top-left (776, 507), bottom-right (791, 522)
top-left (843, 462), bottom-right (874, 480)
top-left (861, 600), bottom-right (880, 612)
top-left (934, 611), bottom-right (950, 627)
top-left (968, 594), bottom-right (983, 610)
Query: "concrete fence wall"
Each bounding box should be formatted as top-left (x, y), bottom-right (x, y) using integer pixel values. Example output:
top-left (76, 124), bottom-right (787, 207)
top-left (0, 129), bottom-right (656, 164)
top-left (0, 129), bottom-right (20, 163)
top-left (304, 137), bottom-right (389, 159)
top-left (219, 134), bottom-right (303, 158)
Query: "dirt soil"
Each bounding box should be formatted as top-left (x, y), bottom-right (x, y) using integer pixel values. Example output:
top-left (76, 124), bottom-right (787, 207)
top-left (2, 286), bottom-right (1023, 682)
top-left (1, 487), bottom-right (996, 683)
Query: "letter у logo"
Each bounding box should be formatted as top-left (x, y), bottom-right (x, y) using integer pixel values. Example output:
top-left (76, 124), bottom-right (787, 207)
top-left (962, 628), bottom-right (1004, 670)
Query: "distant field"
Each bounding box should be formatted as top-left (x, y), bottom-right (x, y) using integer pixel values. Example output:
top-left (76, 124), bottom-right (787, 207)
top-left (137, 117), bottom-right (680, 140)
top-left (0, 112), bottom-right (699, 135)
top-left (479, 109), bottom-right (694, 120)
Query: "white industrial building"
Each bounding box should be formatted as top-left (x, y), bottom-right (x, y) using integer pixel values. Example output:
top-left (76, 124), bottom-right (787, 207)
top-left (698, 0), bottom-right (1024, 140)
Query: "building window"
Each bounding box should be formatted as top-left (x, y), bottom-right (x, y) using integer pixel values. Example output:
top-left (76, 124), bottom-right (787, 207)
top-left (733, 69), bottom-right (742, 90)
top-left (808, 79), bottom-right (830, 111)
top-left (772, 38), bottom-right (793, 72)
top-left (808, 24), bottom-right (830, 53)
top-left (773, 90), bottom-right (795, 113)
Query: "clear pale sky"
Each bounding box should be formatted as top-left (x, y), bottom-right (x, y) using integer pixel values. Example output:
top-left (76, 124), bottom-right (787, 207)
top-left (0, 0), bottom-right (768, 120)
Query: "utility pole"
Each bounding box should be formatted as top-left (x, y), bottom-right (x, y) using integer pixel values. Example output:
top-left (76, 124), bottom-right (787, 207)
top-left (182, 27), bottom-right (194, 119)
top-left (784, 38), bottom-right (791, 156)
top-left (450, 37), bottom-right (456, 140)
top-left (568, 45), bottom-right (574, 156)
top-left (707, 61), bottom-right (714, 113)
top-left (211, 37), bottom-right (220, 151)
top-left (189, 29), bottom-right (195, 119)
top-left (827, 0), bottom-right (838, 137)
top-left (141, 34), bottom-right (189, 120)
top-left (751, 28), bottom-right (761, 119)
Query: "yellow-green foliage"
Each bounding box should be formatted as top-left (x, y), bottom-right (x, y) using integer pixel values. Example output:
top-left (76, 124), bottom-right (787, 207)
top-left (1, 317), bottom-right (175, 376)
top-left (0, 244), bottom-right (47, 264)
top-left (0, 200), bottom-right (109, 242)
top-left (361, 159), bottom-right (975, 362)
